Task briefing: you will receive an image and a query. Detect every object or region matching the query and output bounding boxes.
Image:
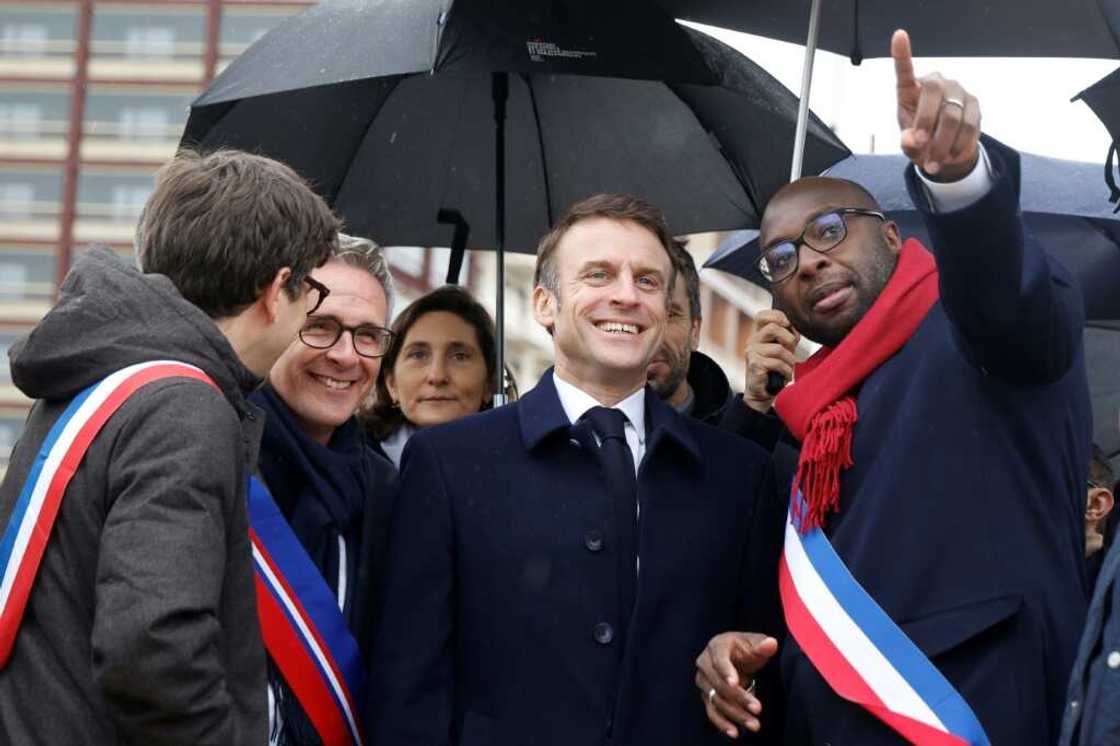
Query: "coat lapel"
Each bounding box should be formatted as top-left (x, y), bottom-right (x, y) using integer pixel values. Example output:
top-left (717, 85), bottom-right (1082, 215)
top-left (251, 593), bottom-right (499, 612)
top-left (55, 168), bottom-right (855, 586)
top-left (518, 369), bottom-right (577, 452)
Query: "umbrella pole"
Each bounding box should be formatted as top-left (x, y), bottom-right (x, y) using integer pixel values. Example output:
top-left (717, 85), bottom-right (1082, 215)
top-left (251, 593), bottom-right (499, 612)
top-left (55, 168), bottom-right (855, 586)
top-left (492, 72), bottom-right (509, 406)
top-left (790, 0), bottom-right (823, 181)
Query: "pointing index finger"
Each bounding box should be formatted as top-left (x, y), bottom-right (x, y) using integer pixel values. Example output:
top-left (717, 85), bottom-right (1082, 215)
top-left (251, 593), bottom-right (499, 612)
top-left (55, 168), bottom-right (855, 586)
top-left (892, 29), bottom-right (916, 94)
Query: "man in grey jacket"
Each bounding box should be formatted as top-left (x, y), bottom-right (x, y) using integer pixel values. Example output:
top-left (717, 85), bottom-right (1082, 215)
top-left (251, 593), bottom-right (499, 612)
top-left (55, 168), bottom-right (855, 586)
top-left (0, 149), bottom-right (340, 745)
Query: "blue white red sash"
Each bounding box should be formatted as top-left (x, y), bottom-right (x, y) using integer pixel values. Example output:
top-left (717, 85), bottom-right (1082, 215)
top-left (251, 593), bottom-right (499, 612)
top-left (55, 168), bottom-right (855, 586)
top-left (0, 361), bottom-right (216, 667)
top-left (248, 476), bottom-right (365, 746)
top-left (779, 489), bottom-right (991, 745)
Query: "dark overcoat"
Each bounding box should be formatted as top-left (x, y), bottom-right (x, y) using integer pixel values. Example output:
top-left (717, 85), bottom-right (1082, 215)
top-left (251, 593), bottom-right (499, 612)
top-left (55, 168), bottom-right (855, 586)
top-left (367, 372), bottom-right (781, 745)
top-left (770, 137), bottom-right (1092, 745)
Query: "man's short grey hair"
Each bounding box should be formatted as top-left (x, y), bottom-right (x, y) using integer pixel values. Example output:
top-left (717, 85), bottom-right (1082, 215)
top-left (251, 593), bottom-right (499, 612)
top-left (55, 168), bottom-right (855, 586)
top-left (333, 233), bottom-right (395, 318)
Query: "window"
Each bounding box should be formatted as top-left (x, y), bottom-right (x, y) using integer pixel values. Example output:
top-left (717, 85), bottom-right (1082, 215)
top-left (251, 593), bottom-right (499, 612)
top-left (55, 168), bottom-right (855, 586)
top-left (92, 8), bottom-right (203, 60)
top-left (0, 332), bottom-right (21, 382)
top-left (119, 107), bottom-right (169, 140)
top-left (0, 414), bottom-right (26, 467)
top-left (0, 102), bottom-right (42, 138)
top-left (109, 184), bottom-right (151, 222)
top-left (78, 171), bottom-right (154, 222)
top-left (124, 25), bottom-right (175, 59)
top-left (0, 89), bottom-right (69, 139)
top-left (0, 252), bottom-right (56, 302)
top-left (85, 90), bottom-right (192, 142)
top-left (0, 7), bottom-right (74, 57)
top-left (0, 170), bottom-right (62, 220)
top-left (0, 22), bottom-right (46, 55)
top-left (0, 183), bottom-right (33, 220)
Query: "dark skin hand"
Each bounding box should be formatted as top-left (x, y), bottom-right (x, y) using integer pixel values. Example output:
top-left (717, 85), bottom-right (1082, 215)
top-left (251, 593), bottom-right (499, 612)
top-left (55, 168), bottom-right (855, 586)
top-left (694, 632), bottom-right (778, 738)
top-left (893, 29), bottom-right (981, 181)
top-left (742, 309), bottom-right (800, 413)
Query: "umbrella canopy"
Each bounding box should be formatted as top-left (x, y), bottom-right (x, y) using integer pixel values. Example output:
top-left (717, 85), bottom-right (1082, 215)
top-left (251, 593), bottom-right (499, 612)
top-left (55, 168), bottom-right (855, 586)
top-left (705, 150), bottom-right (1120, 322)
top-left (661, 0), bottom-right (1120, 63)
top-left (1074, 66), bottom-right (1120, 209)
top-left (182, 0), bottom-right (849, 252)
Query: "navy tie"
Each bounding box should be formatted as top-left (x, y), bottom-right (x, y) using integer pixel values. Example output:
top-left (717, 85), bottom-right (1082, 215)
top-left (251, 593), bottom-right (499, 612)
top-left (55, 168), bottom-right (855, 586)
top-left (581, 406), bottom-right (638, 643)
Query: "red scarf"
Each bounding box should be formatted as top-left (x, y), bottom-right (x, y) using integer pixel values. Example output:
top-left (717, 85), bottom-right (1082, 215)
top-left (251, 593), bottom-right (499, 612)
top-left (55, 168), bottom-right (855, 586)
top-left (774, 239), bottom-right (940, 532)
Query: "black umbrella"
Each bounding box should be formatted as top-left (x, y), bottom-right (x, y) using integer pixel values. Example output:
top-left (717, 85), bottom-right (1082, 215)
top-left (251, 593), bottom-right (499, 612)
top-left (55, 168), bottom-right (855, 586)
top-left (181, 0), bottom-right (849, 400)
top-left (662, 0), bottom-right (1120, 62)
top-left (705, 152), bottom-right (1120, 464)
top-left (662, 0), bottom-right (1120, 180)
top-left (1074, 67), bottom-right (1120, 211)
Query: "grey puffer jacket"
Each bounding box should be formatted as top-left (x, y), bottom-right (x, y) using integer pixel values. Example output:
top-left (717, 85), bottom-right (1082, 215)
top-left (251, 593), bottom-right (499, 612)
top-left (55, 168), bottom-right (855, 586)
top-left (0, 246), bottom-right (268, 745)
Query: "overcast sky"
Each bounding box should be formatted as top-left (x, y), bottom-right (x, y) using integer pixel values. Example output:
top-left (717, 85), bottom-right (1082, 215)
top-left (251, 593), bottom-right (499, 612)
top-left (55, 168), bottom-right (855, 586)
top-left (689, 23), bottom-right (1117, 165)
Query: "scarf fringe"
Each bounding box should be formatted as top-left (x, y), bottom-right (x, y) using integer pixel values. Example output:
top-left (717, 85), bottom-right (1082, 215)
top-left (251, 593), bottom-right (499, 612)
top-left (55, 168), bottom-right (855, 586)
top-left (791, 397), bottom-right (857, 533)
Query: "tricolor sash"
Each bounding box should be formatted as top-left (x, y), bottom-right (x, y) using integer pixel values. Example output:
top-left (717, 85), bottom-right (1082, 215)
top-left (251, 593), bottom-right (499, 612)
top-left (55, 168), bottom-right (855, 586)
top-left (779, 489), bottom-right (991, 746)
top-left (0, 361), bottom-right (216, 667)
top-left (248, 476), bottom-right (365, 746)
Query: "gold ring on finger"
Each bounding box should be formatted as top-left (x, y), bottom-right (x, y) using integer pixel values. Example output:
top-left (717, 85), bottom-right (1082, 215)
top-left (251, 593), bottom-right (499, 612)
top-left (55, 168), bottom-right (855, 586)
top-left (708, 687), bottom-right (717, 705)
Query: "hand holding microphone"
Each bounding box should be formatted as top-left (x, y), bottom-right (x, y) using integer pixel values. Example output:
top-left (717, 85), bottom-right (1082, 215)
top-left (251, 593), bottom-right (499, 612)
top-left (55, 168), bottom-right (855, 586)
top-left (743, 310), bottom-right (799, 413)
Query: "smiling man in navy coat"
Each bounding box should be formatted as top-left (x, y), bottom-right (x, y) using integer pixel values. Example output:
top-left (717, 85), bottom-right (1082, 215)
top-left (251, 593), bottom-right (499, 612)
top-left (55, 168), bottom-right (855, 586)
top-left (368, 194), bottom-right (782, 745)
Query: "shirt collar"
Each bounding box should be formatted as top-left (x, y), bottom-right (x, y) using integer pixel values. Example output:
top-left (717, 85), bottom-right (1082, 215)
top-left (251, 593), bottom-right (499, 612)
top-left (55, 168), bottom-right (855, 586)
top-left (552, 371), bottom-right (646, 442)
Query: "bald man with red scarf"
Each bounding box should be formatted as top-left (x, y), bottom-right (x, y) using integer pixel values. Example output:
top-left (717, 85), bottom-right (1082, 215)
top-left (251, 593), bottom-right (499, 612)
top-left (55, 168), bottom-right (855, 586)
top-left (695, 31), bottom-right (1092, 745)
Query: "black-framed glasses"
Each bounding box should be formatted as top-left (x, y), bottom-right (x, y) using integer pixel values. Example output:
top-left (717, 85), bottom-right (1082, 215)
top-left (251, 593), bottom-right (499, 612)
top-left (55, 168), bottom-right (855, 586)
top-left (758, 207), bottom-right (886, 284)
top-left (299, 315), bottom-right (395, 358)
top-left (303, 275), bottom-right (330, 316)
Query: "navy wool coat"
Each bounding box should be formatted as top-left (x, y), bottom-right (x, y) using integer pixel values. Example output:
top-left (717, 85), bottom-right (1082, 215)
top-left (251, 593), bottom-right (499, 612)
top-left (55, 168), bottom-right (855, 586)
top-left (773, 138), bottom-right (1093, 745)
top-left (367, 372), bottom-right (780, 745)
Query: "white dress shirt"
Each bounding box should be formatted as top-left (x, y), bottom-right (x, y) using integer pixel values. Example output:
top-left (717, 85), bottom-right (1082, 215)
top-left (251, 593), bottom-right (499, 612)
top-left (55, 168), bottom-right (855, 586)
top-left (553, 371), bottom-right (646, 474)
top-left (914, 142), bottom-right (994, 212)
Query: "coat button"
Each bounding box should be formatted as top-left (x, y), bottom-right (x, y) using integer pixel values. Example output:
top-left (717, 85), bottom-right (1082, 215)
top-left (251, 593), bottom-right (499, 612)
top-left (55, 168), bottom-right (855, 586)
top-left (569, 438), bottom-right (582, 449)
top-left (584, 529), bottom-right (604, 552)
top-left (1109, 651), bottom-right (1120, 669)
top-left (592, 622), bottom-right (614, 645)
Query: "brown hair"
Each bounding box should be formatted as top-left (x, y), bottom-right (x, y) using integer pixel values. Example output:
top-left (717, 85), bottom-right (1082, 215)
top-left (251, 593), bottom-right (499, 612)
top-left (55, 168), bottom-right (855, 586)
top-left (533, 193), bottom-right (679, 297)
top-left (669, 237), bottom-right (701, 321)
top-left (136, 148), bottom-right (341, 319)
top-left (362, 285), bottom-right (497, 441)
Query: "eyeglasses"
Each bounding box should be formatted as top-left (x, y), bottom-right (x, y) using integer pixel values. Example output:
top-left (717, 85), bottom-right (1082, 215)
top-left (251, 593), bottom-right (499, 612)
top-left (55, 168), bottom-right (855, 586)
top-left (299, 315), bottom-right (395, 358)
top-left (303, 275), bottom-right (330, 316)
top-left (758, 207), bottom-right (886, 284)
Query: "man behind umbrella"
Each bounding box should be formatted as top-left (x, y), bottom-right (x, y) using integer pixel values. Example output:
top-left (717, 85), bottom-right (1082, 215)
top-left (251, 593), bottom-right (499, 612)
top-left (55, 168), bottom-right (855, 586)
top-left (0, 149), bottom-right (340, 744)
top-left (369, 194), bottom-right (780, 744)
top-left (696, 31), bottom-right (1091, 745)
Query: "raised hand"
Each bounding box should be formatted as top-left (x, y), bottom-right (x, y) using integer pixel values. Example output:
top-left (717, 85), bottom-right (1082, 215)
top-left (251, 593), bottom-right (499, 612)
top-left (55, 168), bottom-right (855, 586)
top-left (892, 29), bottom-right (981, 181)
top-left (743, 309), bottom-right (799, 413)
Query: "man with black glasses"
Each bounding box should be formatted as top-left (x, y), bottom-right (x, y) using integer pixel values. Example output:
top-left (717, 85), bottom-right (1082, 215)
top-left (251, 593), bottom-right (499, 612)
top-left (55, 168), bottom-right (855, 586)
top-left (697, 31), bottom-right (1091, 745)
top-left (251, 233), bottom-right (398, 746)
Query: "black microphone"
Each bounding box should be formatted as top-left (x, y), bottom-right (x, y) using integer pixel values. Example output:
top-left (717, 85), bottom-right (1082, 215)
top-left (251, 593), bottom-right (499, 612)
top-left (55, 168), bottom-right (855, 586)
top-left (765, 371), bottom-right (785, 396)
top-left (764, 296), bottom-right (787, 396)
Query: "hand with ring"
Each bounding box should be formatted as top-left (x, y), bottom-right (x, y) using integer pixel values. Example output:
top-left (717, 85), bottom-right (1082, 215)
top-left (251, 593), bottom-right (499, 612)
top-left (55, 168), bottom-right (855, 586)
top-left (892, 29), bottom-right (982, 181)
top-left (695, 632), bottom-right (776, 739)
